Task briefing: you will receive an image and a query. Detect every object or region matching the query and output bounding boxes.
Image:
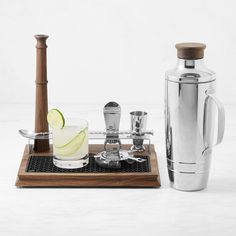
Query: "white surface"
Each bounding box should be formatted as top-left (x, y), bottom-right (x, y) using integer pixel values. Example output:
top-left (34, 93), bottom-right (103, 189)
top-left (1, 0), bottom-right (236, 234)
top-left (1, 0), bottom-right (236, 105)
top-left (0, 103), bottom-right (236, 236)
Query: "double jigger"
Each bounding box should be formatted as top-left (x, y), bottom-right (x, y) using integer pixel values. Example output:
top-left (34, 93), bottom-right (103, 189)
top-left (130, 111), bottom-right (147, 152)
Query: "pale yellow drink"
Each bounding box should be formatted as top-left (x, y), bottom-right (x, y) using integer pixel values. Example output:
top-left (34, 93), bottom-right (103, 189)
top-left (53, 126), bottom-right (88, 159)
top-left (52, 119), bottom-right (89, 169)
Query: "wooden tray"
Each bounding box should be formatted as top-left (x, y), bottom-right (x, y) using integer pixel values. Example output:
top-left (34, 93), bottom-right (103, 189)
top-left (15, 144), bottom-right (161, 187)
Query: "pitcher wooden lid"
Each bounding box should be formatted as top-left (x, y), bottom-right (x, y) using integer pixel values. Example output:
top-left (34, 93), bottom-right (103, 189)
top-left (175, 42), bottom-right (206, 60)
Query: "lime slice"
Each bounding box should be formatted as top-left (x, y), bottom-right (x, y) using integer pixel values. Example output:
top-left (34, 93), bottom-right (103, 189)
top-left (47, 109), bottom-right (65, 129)
top-left (54, 129), bottom-right (87, 156)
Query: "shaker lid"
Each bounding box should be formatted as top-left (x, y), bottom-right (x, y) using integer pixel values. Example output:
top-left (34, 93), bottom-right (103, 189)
top-left (175, 42), bottom-right (206, 60)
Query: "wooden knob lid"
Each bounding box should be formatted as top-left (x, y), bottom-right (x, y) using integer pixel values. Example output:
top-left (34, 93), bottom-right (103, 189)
top-left (175, 42), bottom-right (206, 60)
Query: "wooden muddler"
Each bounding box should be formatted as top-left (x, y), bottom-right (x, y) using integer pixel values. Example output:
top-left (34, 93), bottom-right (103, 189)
top-left (34, 35), bottom-right (50, 152)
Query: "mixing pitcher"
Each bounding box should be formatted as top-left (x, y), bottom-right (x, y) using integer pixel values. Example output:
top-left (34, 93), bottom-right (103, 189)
top-left (165, 43), bottom-right (225, 191)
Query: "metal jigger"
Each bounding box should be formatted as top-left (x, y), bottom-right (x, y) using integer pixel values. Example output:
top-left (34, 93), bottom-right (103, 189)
top-left (130, 111), bottom-right (147, 152)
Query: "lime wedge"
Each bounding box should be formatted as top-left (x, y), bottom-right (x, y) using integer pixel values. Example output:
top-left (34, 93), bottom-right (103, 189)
top-left (47, 109), bottom-right (65, 129)
top-left (54, 129), bottom-right (87, 156)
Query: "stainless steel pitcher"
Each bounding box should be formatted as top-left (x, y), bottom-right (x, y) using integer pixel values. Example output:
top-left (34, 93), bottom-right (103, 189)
top-left (165, 43), bottom-right (225, 191)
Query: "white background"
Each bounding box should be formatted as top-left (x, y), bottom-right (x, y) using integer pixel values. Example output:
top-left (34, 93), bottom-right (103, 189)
top-left (1, 1), bottom-right (236, 236)
top-left (0, 0), bottom-right (236, 105)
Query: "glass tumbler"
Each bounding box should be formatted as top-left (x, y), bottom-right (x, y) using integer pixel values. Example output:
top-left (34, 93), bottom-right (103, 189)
top-left (52, 118), bottom-right (89, 169)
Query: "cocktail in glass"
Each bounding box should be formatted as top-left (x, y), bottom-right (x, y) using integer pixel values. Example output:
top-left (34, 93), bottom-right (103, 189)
top-left (52, 119), bottom-right (89, 169)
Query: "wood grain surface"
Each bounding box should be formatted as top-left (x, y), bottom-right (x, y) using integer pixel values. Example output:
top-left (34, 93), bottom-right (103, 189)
top-left (34, 35), bottom-right (49, 152)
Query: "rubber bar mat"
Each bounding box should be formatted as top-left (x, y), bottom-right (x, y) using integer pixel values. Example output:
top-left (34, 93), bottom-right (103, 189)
top-left (26, 155), bottom-right (150, 173)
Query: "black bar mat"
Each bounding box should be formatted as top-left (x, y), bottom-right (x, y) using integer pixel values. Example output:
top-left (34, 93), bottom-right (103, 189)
top-left (26, 155), bottom-right (150, 173)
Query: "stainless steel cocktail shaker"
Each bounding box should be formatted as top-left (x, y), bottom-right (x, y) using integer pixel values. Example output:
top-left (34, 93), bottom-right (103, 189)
top-left (165, 43), bottom-right (225, 191)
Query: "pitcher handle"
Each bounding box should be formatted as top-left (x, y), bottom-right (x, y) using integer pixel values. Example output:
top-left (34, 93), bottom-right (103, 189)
top-left (203, 94), bottom-right (225, 151)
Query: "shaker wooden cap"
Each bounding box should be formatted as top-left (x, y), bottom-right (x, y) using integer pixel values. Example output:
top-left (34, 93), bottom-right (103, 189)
top-left (175, 42), bottom-right (206, 60)
top-left (34, 34), bottom-right (49, 49)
